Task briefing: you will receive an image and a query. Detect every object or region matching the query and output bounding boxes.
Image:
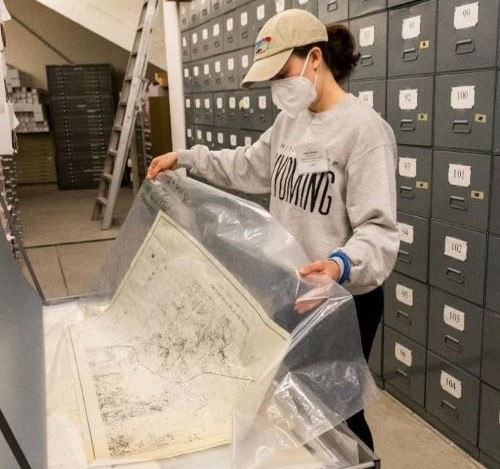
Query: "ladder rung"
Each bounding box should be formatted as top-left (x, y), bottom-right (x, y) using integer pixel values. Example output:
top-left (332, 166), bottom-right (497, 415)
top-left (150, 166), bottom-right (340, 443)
top-left (119, 100), bottom-right (127, 106)
top-left (125, 76), bottom-right (133, 82)
top-left (137, 24), bottom-right (144, 32)
top-left (102, 172), bottom-right (113, 183)
top-left (96, 196), bottom-right (108, 206)
top-left (108, 149), bottom-right (118, 158)
top-left (113, 125), bottom-right (123, 132)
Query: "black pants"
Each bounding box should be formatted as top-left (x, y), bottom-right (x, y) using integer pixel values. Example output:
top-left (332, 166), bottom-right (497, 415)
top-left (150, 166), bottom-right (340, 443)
top-left (345, 286), bottom-right (384, 451)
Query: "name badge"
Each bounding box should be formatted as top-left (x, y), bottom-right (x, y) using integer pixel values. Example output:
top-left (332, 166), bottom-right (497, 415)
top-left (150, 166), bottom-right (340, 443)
top-left (295, 143), bottom-right (328, 175)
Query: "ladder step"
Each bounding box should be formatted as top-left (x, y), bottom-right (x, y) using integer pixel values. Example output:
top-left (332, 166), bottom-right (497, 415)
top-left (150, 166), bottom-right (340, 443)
top-left (102, 172), bottom-right (113, 183)
top-left (125, 76), bottom-right (133, 82)
top-left (119, 100), bottom-right (127, 106)
top-left (108, 149), bottom-right (118, 158)
top-left (96, 196), bottom-right (108, 207)
top-left (113, 125), bottom-right (123, 132)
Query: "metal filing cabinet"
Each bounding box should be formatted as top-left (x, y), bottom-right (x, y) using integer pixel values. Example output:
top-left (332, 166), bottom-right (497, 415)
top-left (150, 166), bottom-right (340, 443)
top-left (387, 76), bottom-right (433, 146)
top-left (212, 57), bottom-right (224, 92)
top-left (211, 0), bottom-right (224, 18)
top-left (199, 0), bottom-right (212, 24)
top-left (349, 0), bottom-right (386, 18)
top-left (436, 0), bottom-right (500, 72)
top-left (210, 18), bottom-right (225, 56)
top-left (186, 126), bottom-right (195, 148)
top-left (434, 70), bottom-right (495, 152)
top-left (482, 310), bottom-right (500, 390)
top-left (350, 12), bottom-right (388, 81)
top-left (238, 129), bottom-right (262, 147)
top-left (388, 0), bottom-right (437, 77)
top-left (486, 236), bottom-right (500, 314)
top-left (428, 287), bottom-right (483, 377)
top-left (199, 23), bottom-right (211, 59)
top-left (214, 92), bottom-right (228, 127)
top-left (193, 95), bottom-right (203, 124)
top-left (479, 384), bottom-right (500, 466)
top-left (226, 92), bottom-right (239, 128)
top-left (223, 52), bottom-right (239, 90)
top-left (179, 2), bottom-right (190, 31)
top-left (183, 64), bottom-right (192, 94)
top-left (396, 146), bottom-right (432, 217)
top-left (201, 94), bottom-right (215, 125)
top-left (383, 326), bottom-right (426, 407)
top-left (194, 126), bottom-right (204, 145)
top-left (248, 89), bottom-right (273, 131)
top-left (220, 0), bottom-right (237, 15)
top-left (253, 0), bottom-right (271, 37)
top-left (188, 0), bottom-right (200, 28)
top-left (205, 128), bottom-right (216, 149)
top-left (236, 4), bottom-right (255, 49)
top-left (191, 63), bottom-right (203, 93)
top-left (215, 129), bottom-right (226, 149)
top-left (429, 220), bottom-right (487, 306)
top-left (292, 0), bottom-right (318, 16)
top-left (432, 150), bottom-right (491, 232)
top-left (201, 58), bottom-right (213, 92)
top-left (425, 351), bottom-right (480, 445)
top-left (227, 128), bottom-right (239, 148)
top-left (384, 272), bottom-right (429, 346)
top-left (236, 90), bottom-right (252, 129)
top-left (318, 0), bottom-right (348, 25)
top-left (181, 32), bottom-right (191, 63)
top-left (190, 27), bottom-right (202, 61)
top-left (349, 79), bottom-right (387, 118)
top-left (490, 157), bottom-right (500, 235)
top-left (395, 212), bottom-right (430, 283)
top-left (224, 10), bottom-right (238, 51)
top-left (185, 95), bottom-right (194, 126)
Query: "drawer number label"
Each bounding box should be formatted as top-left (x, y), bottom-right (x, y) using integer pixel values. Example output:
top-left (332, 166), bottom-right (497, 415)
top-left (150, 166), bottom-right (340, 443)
top-left (399, 157), bottom-right (417, 178)
top-left (440, 371), bottom-right (462, 399)
top-left (448, 164), bottom-right (471, 187)
top-left (399, 89), bottom-right (418, 110)
top-left (454, 2), bottom-right (479, 30)
top-left (444, 236), bottom-right (468, 262)
top-left (398, 222), bottom-right (414, 244)
top-left (443, 305), bottom-right (465, 332)
top-left (395, 342), bottom-right (412, 367)
top-left (359, 26), bottom-right (375, 47)
top-left (402, 15), bottom-right (421, 40)
top-left (358, 91), bottom-right (374, 108)
top-left (396, 283), bottom-right (414, 307)
top-left (451, 86), bottom-right (475, 109)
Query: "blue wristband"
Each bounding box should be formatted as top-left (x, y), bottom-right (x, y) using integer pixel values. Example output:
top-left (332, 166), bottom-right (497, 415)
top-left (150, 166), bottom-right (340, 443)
top-left (328, 250), bottom-right (351, 285)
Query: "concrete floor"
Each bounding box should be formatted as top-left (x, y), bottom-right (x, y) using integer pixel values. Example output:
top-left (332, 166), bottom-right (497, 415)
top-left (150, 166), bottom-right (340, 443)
top-left (17, 184), bottom-right (486, 469)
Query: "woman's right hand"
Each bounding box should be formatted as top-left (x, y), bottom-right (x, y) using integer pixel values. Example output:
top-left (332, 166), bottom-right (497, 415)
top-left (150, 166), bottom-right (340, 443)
top-left (147, 151), bottom-right (179, 179)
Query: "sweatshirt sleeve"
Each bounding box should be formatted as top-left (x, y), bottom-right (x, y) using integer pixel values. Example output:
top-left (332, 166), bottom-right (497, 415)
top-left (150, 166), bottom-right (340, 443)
top-left (340, 144), bottom-right (400, 293)
top-left (177, 127), bottom-right (273, 194)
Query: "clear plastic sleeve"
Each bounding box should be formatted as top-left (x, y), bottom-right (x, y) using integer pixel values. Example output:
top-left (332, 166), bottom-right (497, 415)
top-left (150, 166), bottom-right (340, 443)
top-left (70, 172), bottom-right (380, 467)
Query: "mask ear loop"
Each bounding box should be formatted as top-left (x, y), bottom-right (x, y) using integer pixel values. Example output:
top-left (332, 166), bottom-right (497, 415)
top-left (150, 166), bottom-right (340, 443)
top-left (300, 50), bottom-right (320, 88)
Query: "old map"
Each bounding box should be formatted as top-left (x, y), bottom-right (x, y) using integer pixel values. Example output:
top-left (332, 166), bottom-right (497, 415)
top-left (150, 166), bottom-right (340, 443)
top-left (68, 211), bottom-right (289, 463)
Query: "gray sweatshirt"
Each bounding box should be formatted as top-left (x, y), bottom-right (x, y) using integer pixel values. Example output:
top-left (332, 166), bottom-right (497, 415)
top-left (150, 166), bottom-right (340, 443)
top-left (178, 94), bottom-right (399, 295)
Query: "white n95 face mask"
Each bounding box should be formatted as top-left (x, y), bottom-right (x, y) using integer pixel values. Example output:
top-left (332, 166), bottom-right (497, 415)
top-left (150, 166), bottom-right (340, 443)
top-left (271, 51), bottom-right (318, 118)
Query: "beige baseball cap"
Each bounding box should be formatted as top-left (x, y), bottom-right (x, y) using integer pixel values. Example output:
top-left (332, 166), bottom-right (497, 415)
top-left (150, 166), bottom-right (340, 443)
top-left (241, 9), bottom-right (328, 88)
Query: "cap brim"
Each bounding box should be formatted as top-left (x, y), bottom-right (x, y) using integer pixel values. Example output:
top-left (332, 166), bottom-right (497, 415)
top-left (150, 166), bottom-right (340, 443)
top-left (241, 49), bottom-right (293, 89)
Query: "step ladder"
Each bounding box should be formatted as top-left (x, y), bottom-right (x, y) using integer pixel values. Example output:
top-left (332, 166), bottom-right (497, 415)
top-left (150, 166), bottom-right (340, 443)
top-left (92, 0), bottom-right (160, 230)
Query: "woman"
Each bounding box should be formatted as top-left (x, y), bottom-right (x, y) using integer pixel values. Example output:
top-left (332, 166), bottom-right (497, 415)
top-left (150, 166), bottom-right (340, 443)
top-left (147, 9), bottom-right (399, 449)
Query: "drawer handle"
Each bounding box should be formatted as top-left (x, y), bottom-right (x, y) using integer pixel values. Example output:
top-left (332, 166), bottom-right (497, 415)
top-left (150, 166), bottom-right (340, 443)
top-left (449, 196), bottom-right (468, 211)
top-left (400, 119), bottom-right (416, 131)
top-left (444, 334), bottom-right (463, 353)
top-left (399, 185), bottom-right (415, 199)
top-left (446, 267), bottom-right (464, 284)
top-left (452, 120), bottom-right (471, 134)
top-left (441, 399), bottom-right (459, 419)
top-left (455, 38), bottom-right (475, 55)
top-left (203, 45), bottom-right (208, 51)
top-left (360, 54), bottom-right (374, 67)
top-left (398, 249), bottom-right (411, 264)
top-left (397, 310), bottom-right (412, 325)
top-left (395, 368), bottom-right (410, 385)
top-left (327, 0), bottom-right (338, 12)
top-left (403, 47), bottom-right (418, 62)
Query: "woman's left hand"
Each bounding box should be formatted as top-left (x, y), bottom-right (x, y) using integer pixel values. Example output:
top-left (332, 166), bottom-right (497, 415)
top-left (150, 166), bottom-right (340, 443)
top-left (294, 260), bottom-right (340, 314)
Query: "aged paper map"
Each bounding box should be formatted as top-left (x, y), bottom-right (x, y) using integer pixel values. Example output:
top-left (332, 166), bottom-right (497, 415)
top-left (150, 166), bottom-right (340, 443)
top-left (68, 211), bottom-right (289, 463)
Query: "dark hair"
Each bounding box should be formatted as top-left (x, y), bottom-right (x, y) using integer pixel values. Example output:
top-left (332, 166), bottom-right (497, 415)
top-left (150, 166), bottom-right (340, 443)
top-left (293, 24), bottom-right (361, 84)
